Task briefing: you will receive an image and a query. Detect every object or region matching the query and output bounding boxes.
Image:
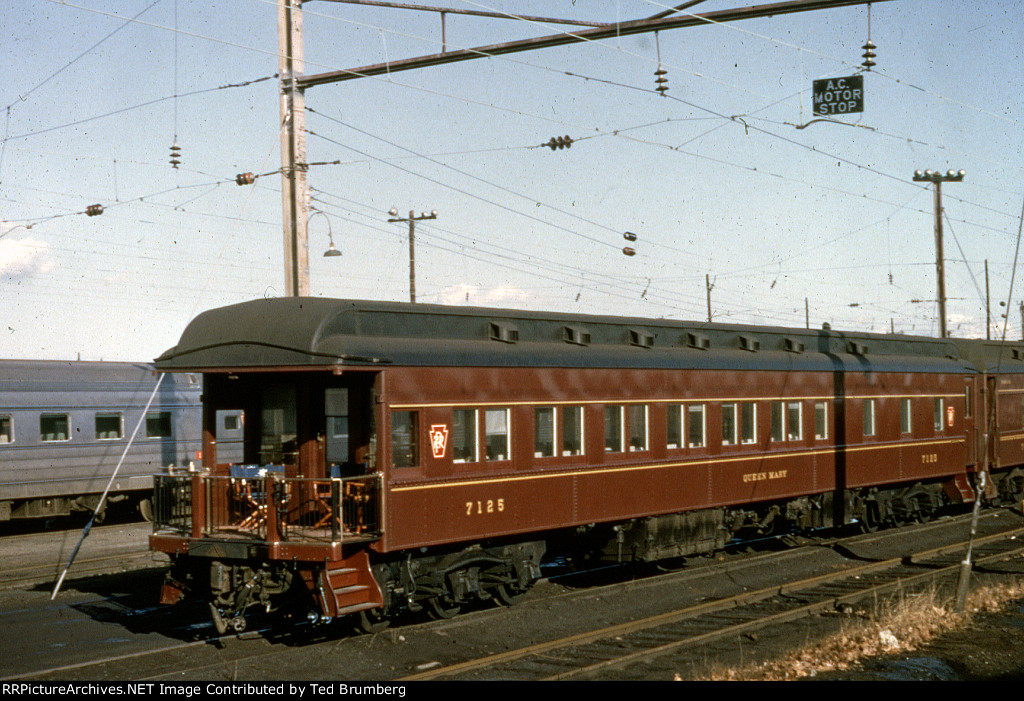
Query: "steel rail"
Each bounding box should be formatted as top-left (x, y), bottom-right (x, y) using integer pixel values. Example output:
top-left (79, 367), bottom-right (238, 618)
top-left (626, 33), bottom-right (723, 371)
top-left (399, 525), bottom-right (1024, 681)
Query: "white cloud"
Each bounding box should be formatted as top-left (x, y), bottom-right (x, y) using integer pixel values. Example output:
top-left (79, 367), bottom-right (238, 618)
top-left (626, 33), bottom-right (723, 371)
top-left (0, 236), bottom-right (56, 280)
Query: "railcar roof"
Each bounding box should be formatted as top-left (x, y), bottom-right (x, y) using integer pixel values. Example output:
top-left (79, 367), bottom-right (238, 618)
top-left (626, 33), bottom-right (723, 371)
top-left (152, 298), bottom-right (993, 375)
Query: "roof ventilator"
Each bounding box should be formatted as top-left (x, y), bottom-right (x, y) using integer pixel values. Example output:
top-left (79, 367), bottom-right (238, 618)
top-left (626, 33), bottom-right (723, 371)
top-left (783, 337), bottom-right (805, 353)
top-left (629, 329), bottom-right (655, 348)
top-left (738, 335), bottom-right (760, 352)
top-left (489, 322), bottom-right (519, 344)
top-left (563, 326), bottom-right (591, 346)
top-left (686, 332), bottom-right (710, 350)
top-left (848, 341), bottom-right (869, 355)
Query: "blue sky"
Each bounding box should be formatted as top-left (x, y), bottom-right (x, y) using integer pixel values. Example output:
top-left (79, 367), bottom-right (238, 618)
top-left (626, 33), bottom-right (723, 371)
top-left (2, 0), bottom-right (1023, 360)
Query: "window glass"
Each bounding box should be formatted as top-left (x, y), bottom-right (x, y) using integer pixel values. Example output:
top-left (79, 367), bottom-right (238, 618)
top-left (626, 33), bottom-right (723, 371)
top-left (687, 404), bottom-right (705, 448)
top-left (485, 408), bottom-right (509, 460)
top-left (1, 414), bottom-right (13, 444)
top-left (740, 402), bottom-right (756, 444)
top-left (452, 409), bottom-right (478, 462)
top-left (863, 399), bottom-right (876, 436)
top-left (40, 414), bottom-right (70, 442)
top-left (259, 383), bottom-right (296, 465)
top-left (146, 411), bottom-right (173, 439)
top-left (95, 412), bottom-right (123, 440)
top-left (562, 406), bottom-right (584, 456)
top-left (391, 411), bottom-right (418, 468)
top-left (934, 398), bottom-right (944, 432)
top-left (605, 405), bottom-right (624, 452)
top-left (666, 405), bottom-right (682, 449)
top-left (814, 401), bottom-right (829, 440)
top-left (534, 407), bottom-right (555, 458)
top-left (629, 405), bottom-right (648, 452)
top-left (787, 402), bottom-right (803, 441)
top-left (721, 403), bottom-right (737, 446)
top-left (325, 388), bottom-right (349, 465)
top-left (771, 402), bottom-right (784, 442)
top-left (900, 398), bottom-right (912, 434)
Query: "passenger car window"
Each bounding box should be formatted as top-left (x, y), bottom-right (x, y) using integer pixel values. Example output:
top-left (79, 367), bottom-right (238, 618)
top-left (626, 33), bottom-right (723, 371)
top-left (391, 411), bottom-right (418, 468)
top-left (900, 398), bottom-right (912, 434)
top-left (814, 401), bottom-right (829, 440)
top-left (485, 408), bottom-right (510, 460)
top-left (787, 402), bottom-right (803, 441)
top-left (771, 402), bottom-right (785, 442)
top-left (452, 409), bottom-right (478, 463)
top-left (666, 404), bottom-right (682, 449)
top-left (740, 402), bottom-right (756, 444)
top-left (534, 407), bottom-right (555, 458)
top-left (95, 412), bottom-right (123, 440)
top-left (687, 404), bottom-right (705, 448)
top-left (0, 414), bottom-right (12, 444)
top-left (562, 406), bottom-right (584, 456)
top-left (863, 399), bottom-right (876, 437)
top-left (721, 403), bottom-right (737, 446)
top-left (40, 414), bottom-right (70, 442)
top-left (146, 412), bottom-right (172, 439)
top-left (629, 404), bottom-right (648, 452)
top-left (605, 405), bottom-right (624, 452)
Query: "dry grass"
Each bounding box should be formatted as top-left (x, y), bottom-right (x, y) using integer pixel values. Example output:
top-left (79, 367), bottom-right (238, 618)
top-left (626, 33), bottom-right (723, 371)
top-left (700, 580), bottom-right (1024, 681)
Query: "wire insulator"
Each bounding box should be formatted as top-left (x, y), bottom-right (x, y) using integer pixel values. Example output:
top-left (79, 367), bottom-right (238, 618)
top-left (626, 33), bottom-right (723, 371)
top-left (236, 172), bottom-right (256, 186)
top-left (655, 67), bottom-right (669, 95)
top-left (546, 135), bottom-right (573, 151)
top-left (85, 204), bottom-right (104, 217)
top-left (169, 142), bottom-right (181, 169)
top-left (862, 41), bottom-right (877, 70)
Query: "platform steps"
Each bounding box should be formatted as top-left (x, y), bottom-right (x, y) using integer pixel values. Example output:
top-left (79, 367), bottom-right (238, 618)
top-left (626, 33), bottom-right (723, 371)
top-left (318, 551), bottom-right (383, 617)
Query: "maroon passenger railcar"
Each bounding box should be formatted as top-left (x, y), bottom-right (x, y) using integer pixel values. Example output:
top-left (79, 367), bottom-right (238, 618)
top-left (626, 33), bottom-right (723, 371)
top-left (149, 298), bottom-right (1021, 633)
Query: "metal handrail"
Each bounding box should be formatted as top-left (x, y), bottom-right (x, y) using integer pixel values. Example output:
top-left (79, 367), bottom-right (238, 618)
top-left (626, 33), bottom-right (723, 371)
top-left (152, 471), bottom-right (381, 542)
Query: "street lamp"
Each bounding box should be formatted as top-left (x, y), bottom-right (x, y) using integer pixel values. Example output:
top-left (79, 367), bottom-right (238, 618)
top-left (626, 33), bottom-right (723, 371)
top-left (311, 211), bottom-right (341, 258)
top-left (388, 207), bottom-right (437, 303)
top-left (912, 169), bottom-right (965, 338)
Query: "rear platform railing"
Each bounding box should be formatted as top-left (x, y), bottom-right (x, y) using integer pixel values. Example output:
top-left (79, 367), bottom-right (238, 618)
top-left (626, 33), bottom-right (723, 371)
top-left (152, 470), bottom-right (381, 542)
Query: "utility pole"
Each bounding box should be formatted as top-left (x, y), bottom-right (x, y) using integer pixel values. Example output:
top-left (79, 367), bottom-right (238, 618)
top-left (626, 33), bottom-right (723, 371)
top-left (279, 0), bottom-right (309, 296)
top-left (388, 208), bottom-right (438, 303)
top-left (913, 169), bottom-right (965, 338)
top-left (706, 274), bottom-right (714, 323)
top-left (985, 260), bottom-right (991, 340)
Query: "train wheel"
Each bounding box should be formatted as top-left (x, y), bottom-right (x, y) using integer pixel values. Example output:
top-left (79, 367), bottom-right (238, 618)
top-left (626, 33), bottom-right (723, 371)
top-left (860, 501), bottom-right (880, 533)
top-left (358, 608), bottom-right (390, 634)
top-left (427, 596), bottom-right (462, 620)
top-left (495, 583), bottom-right (525, 607)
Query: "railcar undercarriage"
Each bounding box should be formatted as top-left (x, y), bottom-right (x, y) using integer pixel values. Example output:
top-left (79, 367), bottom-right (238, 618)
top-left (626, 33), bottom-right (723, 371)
top-left (160, 539), bottom-right (546, 635)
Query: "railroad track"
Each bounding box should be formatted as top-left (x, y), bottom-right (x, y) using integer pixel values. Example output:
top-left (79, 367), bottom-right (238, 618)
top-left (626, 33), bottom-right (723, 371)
top-left (7, 511), bottom-right (1022, 681)
top-left (0, 522), bottom-right (162, 591)
top-left (399, 525), bottom-right (1024, 681)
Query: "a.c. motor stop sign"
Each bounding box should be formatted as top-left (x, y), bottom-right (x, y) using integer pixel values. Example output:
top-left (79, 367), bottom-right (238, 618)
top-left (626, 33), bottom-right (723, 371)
top-left (813, 75), bottom-right (864, 115)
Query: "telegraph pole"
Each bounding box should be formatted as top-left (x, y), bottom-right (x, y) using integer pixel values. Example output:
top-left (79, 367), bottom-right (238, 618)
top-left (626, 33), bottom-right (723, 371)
top-left (706, 274), bottom-right (714, 323)
top-left (279, 0), bottom-right (309, 296)
top-left (913, 169), bottom-right (965, 337)
top-left (388, 208), bottom-right (437, 303)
